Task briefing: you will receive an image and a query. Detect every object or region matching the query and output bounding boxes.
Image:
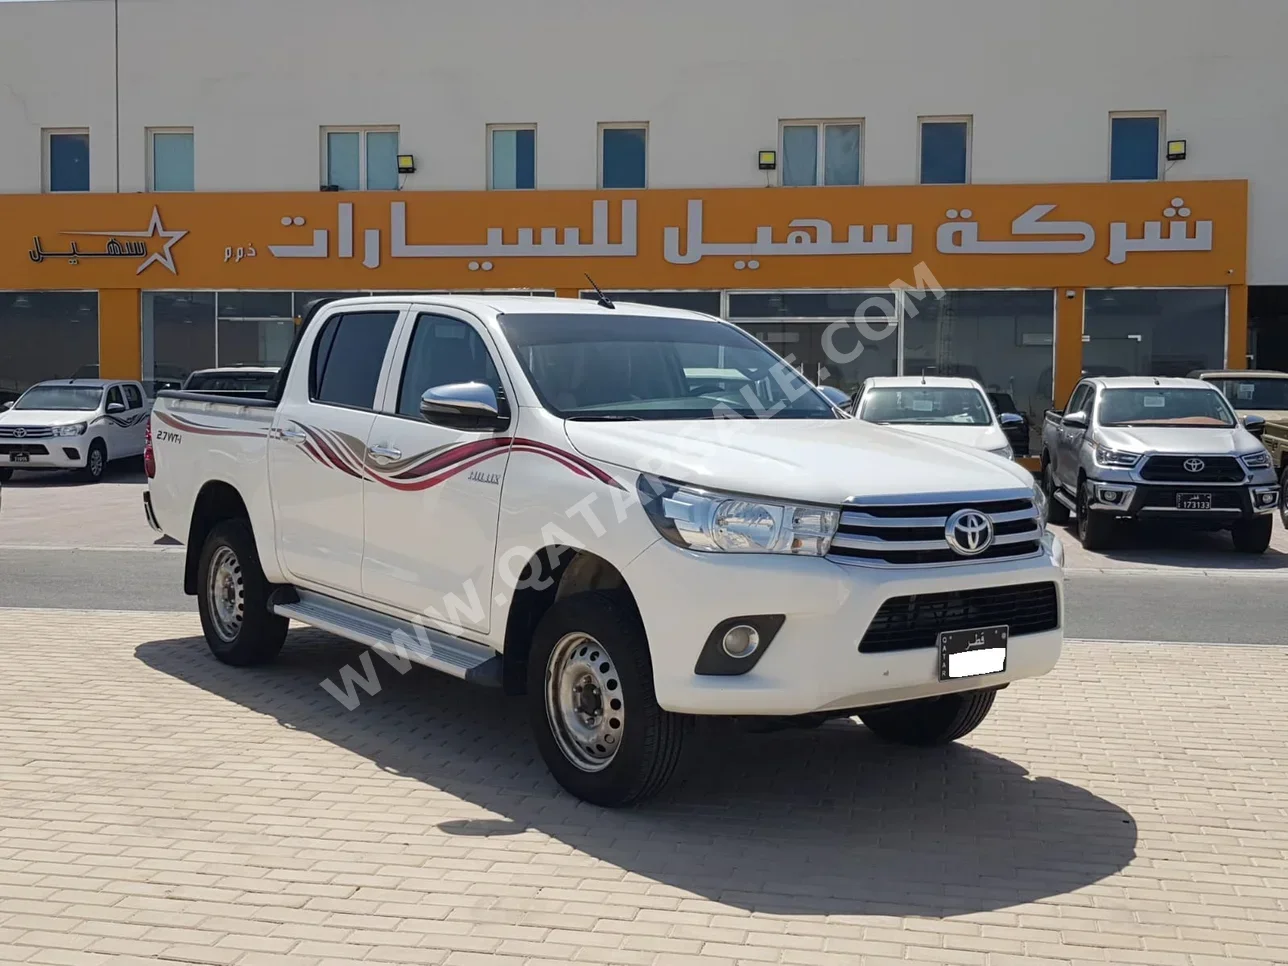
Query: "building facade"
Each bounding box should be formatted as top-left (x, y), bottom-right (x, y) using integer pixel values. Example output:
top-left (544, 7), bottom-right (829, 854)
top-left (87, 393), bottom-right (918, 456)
top-left (1, 0), bottom-right (1284, 454)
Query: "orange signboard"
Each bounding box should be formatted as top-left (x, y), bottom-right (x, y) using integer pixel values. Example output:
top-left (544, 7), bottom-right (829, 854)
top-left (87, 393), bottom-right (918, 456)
top-left (0, 181), bottom-right (1246, 293)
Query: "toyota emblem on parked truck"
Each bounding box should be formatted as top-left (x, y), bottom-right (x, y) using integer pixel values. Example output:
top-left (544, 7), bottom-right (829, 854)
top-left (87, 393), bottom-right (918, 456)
top-left (945, 509), bottom-right (995, 556)
top-left (1184, 458), bottom-right (1206, 473)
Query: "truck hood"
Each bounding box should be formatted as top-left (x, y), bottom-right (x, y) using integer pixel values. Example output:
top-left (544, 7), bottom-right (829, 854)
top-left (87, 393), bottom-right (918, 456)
top-left (564, 418), bottom-right (1034, 505)
top-left (1096, 425), bottom-right (1264, 456)
top-left (871, 422), bottom-right (1010, 452)
top-left (0, 408), bottom-right (96, 427)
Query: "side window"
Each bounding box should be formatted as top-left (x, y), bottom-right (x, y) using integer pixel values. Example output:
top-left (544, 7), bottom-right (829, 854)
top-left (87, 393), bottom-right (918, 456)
top-left (310, 311), bottom-right (400, 410)
top-left (123, 385), bottom-right (143, 409)
top-left (397, 314), bottom-right (503, 418)
top-left (1065, 384), bottom-right (1090, 415)
top-left (106, 386), bottom-right (125, 409)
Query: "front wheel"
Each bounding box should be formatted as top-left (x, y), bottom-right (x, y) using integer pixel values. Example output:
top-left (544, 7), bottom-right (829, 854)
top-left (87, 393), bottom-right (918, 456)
top-left (1076, 480), bottom-right (1114, 550)
top-left (196, 518), bottom-right (288, 666)
top-left (1231, 516), bottom-right (1273, 554)
top-left (859, 689), bottom-right (996, 746)
top-left (79, 439), bottom-right (107, 484)
top-left (528, 592), bottom-right (690, 807)
top-left (1043, 459), bottom-right (1069, 525)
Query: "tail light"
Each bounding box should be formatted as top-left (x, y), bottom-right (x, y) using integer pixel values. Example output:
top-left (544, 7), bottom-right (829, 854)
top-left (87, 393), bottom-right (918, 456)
top-left (143, 415), bottom-right (156, 478)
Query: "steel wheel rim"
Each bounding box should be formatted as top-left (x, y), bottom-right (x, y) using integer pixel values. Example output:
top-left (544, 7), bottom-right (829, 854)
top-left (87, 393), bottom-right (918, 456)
top-left (206, 545), bottom-right (245, 642)
top-left (545, 632), bottom-right (625, 773)
top-left (88, 448), bottom-right (104, 477)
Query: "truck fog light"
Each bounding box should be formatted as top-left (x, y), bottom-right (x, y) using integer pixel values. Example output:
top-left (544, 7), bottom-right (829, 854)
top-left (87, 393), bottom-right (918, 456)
top-left (1102, 490), bottom-right (1120, 504)
top-left (721, 625), bottom-right (760, 658)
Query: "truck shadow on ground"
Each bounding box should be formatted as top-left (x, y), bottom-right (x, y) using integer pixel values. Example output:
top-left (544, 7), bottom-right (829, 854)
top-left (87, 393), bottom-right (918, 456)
top-left (4, 460), bottom-right (146, 487)
top-left (137, 629), bottom-right (1137, 918)
top-left (1061, 519), bottom-right (1288, 570)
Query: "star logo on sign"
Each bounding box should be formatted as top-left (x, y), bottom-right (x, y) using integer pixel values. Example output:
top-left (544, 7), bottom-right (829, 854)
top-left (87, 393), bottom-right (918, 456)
top-left (64, 206), bottom-right (189, 275)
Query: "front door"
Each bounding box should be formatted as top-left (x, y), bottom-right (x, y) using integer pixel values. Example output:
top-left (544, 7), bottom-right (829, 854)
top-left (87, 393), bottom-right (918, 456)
top-left (119, 383), bottom-right (147, 456)
top-left (269, 306), bottom-right (403, 594)
top-left (361, 311), bottom-right (512, 633)
top-left (1055, 384), bottom-right (1091, 489)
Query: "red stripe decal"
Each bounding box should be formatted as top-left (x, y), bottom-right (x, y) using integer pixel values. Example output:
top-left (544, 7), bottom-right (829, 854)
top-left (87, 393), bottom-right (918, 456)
top-left (512, 437), bottom-right (624, 489)
top-left (372, 449), bottom-right (508, 492)
top-left (391, 437), bottom-right (511, 481)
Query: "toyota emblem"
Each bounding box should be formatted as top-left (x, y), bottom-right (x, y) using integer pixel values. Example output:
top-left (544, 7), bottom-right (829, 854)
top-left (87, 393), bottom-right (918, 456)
top-left (945, 509), bottom-right (995, 556)
top-left (12, 428), bottom-right (26, 438)
top-left (1183, 458), bottom-right (1206, 473)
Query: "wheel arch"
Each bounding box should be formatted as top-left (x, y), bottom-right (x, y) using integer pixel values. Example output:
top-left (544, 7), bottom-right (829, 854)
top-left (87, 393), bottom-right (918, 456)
top-left (184, 481), bottom-right (252, 595)
top-left (501, 545), bottom-right (640, 696)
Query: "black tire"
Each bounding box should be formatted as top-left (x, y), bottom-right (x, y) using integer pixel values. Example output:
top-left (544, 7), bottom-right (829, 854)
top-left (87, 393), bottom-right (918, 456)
top-left (196, 518), bottom-right (288, 666)
top-left (80, 439), bottom-right (107, 483)
top-left (1042, 457), bottom-right (1069, 525)
top-left (527, 591), bottom-right (690, 807)
top-left (1231, 515), bottom-right (1273, 554)
top-left (0, 468), bottom-right (12, 483)
top-left (1076, 479), bottom-right (1114, 550)
top-left (859, 689), bottom-right (996, 746)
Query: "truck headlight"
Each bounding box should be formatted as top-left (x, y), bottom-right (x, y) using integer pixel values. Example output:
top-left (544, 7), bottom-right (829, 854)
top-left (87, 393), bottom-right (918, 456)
top-left (1094, 444), bottom-right (1142, 468)
top-left (638, 474), bottom-right (839, 556)
top-left (54, 423), bottom-right (87, 437)
top-left (1241, 450), bottom-right (1271, 470)
top-left (987, 444), bottom-right (1014, 460)
top-left (1031, 479), bottom-right (1049, 530)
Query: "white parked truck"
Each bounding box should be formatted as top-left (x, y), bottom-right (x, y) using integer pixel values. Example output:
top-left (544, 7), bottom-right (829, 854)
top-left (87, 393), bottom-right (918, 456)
top-left (145, 295), bottom-right (1064, 806)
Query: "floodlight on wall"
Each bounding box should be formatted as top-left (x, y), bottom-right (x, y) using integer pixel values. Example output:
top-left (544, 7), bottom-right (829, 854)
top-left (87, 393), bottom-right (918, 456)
top-left (758, 150), bottom-right (777, 171)
top-left (1166, 140), bottom-right (1187, 161)
top-left (397, 154), bottom-right (417, 174)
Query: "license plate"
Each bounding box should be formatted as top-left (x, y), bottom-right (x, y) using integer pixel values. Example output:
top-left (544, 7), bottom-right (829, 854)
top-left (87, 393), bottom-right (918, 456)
top-left (938, 625), bottom-right (1008, 681)
top-left (1176, 492), bottom-right (1212, 510)
top-left (8, 453), bottom-right (29, 463)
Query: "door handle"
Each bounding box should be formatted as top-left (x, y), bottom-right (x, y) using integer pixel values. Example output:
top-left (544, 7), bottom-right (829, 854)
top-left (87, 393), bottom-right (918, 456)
top-left (367, 443), bottom-right (402, 464)
top-left (274, 426), bottom-right (307, 442)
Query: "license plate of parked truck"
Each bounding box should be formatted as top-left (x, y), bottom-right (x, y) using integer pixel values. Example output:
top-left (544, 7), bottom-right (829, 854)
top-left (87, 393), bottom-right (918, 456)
top-left (145, 295), bottom-right (1065, 806)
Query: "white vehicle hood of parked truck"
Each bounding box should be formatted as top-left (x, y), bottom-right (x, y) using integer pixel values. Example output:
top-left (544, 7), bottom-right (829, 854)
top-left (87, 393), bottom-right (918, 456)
top-left (564, 417), bottom-right (1035, 506)
top-left (0, 407), bottom-right (97, 428)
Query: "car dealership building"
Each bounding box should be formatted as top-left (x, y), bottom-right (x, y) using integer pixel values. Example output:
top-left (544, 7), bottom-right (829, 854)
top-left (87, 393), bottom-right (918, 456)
top-left (1, 0), bottom-right (1285, 451)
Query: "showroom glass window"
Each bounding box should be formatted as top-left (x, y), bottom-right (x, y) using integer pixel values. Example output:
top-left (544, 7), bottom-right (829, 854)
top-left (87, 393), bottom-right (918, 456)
top-left (900, 290), bottom-right (1055, 453)
top-left (728, 291), bottom-right (900, 391)
top-left (142, 292), bottom-right (217, 394)
top-left (0, 293), bottom-right (99, 396)
top-left (1083, 289), bottom-right (1226, 376)
top-left (216, 292), bottom-right (295, 367)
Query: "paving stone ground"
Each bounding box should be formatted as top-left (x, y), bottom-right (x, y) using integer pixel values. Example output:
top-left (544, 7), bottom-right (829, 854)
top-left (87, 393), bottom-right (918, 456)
top-left (0, 607), bottom-right (1285, 965)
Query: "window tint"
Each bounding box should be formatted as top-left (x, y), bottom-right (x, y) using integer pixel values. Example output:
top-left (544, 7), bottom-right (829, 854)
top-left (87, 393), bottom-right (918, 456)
top-left (1110, 116), bottom-right (1161, 181)
top-left (123, 384), bottom-right (143, 409)
top-left (106, 386), bottom-right (125, 409)
top-left (920, 120), bottom-right (969, 185)
top-left (398, 315), bottom-right (501, 417)
top-left (1067, 384), bottom-right (1092, 414)
top-left (311, 311), bottom-right (399, 409)
top-left (48, 131), bottom-right (89, 192)
top-left (600, 127), bottom-right (646, 189)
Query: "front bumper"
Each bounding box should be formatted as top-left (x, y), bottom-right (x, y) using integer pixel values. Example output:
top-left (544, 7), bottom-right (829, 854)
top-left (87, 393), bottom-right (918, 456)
top-left (624, 538), bottom-right (1064, 717)
top-left (1084, 478), bottom-right (1279, 523)
top-left (0, 441), bottom-right (88, 470)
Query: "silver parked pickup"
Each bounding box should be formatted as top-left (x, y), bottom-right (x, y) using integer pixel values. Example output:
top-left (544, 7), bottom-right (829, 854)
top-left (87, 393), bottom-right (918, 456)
top-left (1039, 376), bottom-right (1279, 553)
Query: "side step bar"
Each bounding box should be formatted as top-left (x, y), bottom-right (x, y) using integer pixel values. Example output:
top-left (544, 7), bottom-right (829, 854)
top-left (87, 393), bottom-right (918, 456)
top-left (1052, 489), bottom-right (1077, 512)
top-left (270, 588), bottom-right (503, 687)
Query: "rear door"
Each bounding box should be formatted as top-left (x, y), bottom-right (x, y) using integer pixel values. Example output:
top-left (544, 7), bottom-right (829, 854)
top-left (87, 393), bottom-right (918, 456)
top-left (360, 310), bottom-right (513, 632)
top-left (269, 305), bottom-right (405, 594)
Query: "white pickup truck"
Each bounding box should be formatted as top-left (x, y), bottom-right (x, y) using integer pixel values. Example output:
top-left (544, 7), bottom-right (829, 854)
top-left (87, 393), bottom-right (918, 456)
top-left (146, 295), bottom-right (1064, 806)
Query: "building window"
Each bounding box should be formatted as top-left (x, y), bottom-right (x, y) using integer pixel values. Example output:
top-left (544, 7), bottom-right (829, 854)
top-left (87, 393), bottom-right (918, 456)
top-left (323, 127), bottom-right (399, 190)
top-left (1110, 113), bottom-right (1163, 181)
top-left (1084, 289), bottom-right (1227, 376)
top-left (599, 124), bottom-right (647, 189)
top-left (488, 125), bottom-right (536, 189)
top-left (148, 128), bottom-right (194, 191)
top-left (44, 129), bottom-right (89, 192)
top-left (0, 292), bottom-right (99, 396)
top-left (216, 292), bottom-right (296, 368)
top-left (919, 117), bottom-right (971, 185)
top-left (780, 121), bottom-right (862, 186)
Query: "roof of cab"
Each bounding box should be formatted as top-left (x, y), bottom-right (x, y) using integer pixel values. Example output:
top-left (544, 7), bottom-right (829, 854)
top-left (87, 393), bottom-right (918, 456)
top-left (1083, 375), bottom-right (1215, 390)
top-left (1190, 369), bottom-right (1288, 379)
top-left (863, 375), bottom-right (983, 389)
top-left (312, 294), bottom-right (722, 323)
top-left (32, 378), bottom-right (117, 388)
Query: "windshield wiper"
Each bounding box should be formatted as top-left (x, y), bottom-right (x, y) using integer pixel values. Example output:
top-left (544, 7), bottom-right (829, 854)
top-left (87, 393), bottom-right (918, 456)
top-left (566, 414), bottom-right (643, 422)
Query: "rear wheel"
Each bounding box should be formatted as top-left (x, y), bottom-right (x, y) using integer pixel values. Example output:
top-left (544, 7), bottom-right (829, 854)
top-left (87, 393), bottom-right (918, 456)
top-left (80, 440), bottom-right (107, 483)
top-left (859, 690), bottom-right (996, 746)
top-left (196, 518), bottom-right (288, 666)
top-left (1042, 458), bottom-right (1069, 524)
top-left (1076, 480), bottom-right (1114, 550)
top-left (1231, 516), bottom-right (1273, 554)
top-left (528, 592), bottom-right (689, 807)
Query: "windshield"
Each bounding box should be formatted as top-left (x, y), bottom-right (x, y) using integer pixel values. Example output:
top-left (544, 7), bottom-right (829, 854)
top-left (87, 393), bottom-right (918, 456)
top-left (1098, 388), bottom-right (1236, 427)
top-left (859, 387), bottom-right (993, 426)
top-left (185, 372), bottom-right (277, 392)
top-left (498, 313), bottom-right (836, 420)
top-left (13, 386), bottom-right (104, 411)
top-left (1208, 378), bottom-right (1288, 411)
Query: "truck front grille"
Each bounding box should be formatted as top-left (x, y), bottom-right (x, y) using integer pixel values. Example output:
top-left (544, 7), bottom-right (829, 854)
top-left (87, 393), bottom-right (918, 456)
top-left (828, 497), bottom-right (1043, 566)
top-left (859, 581), bottom-right (1060, 653)
top-left (0, 426), bottom-right (54, 439)
top-left (1140, 455), bottom-right (1244, 483)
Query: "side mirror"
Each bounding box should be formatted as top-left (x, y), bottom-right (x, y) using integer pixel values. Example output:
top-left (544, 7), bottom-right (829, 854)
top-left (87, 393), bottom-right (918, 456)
top-left (1242, 413), bottom-right (1266, 439)
top-left (419, 382), bottom-right (507, 432)
top-left (1062, 411), bottom-right (1089, 430)
top-left (998, 413), bottom-right (1025, 429)
top-left (0, 401), bottom-right (12, 412)
top-left (106, 401), bottom-right (126, 414)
